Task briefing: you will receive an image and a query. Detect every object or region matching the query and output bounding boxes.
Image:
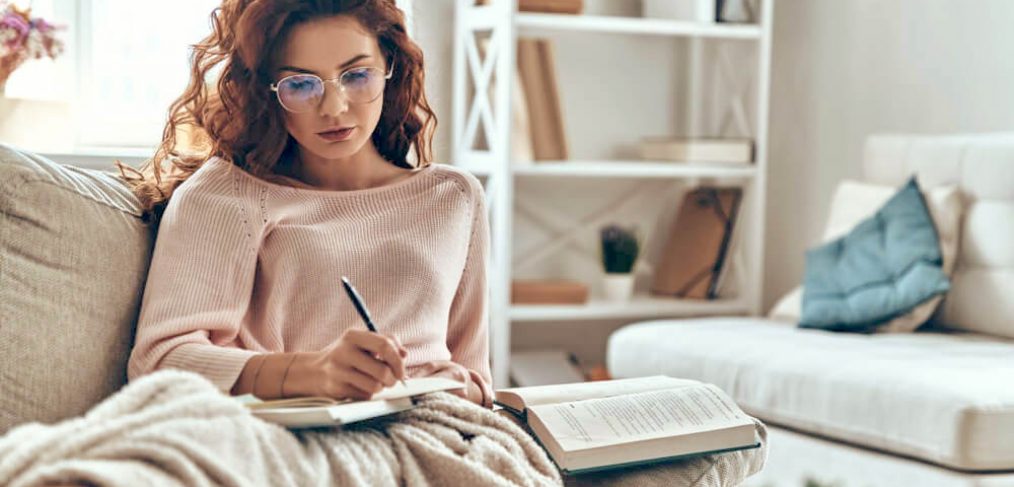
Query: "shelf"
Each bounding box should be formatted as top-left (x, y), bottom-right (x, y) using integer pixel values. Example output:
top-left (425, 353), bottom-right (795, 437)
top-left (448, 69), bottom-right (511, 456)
top-left (510, 294), bottom-right (750, 322)
top-left (454, 0), bottom-right (773, 387)
top-left (516, 13), bottom-right (762, 40)
top-left (512, 161), bottom-right (756, 179)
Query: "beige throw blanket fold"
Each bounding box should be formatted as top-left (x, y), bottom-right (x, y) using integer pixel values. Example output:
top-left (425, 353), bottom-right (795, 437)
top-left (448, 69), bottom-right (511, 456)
top-left (0, 370), bottom-right (766, 487)
top-left (0, 370), bottom-right (561, 487)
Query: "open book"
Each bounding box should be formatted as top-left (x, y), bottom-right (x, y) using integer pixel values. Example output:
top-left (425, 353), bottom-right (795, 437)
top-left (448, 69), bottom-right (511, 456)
top-left (495, 376), bottom-right (760, 474)
top-left (237, 377), bottom-right (464, 429)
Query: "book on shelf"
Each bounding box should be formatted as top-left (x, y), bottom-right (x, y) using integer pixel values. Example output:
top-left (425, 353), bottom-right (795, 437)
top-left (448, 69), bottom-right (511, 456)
top-left (519, 0), bottom-right (584, 14)
top-left (511, 66), bottom-right (535, 164)
top-left (235, 377), bottom-right (464, 429)
top-left (495, 375), bottom-right (761, 474)
top-left (476, 0), bottom-right (584, 14)
top-left (639, 137), bottom-right (754, 165)
top-left (511, 279), bottom-right (589, 304)
top-left (516, 38), bottom-right (569, 161)
top-left (651, 187), bottom-right (743, 299)
top-left (477, 35), bottom-right (535, 164)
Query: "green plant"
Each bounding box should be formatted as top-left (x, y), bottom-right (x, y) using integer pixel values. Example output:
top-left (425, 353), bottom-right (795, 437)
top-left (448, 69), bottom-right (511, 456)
top-left (599, 224), bottom-right (640, 274)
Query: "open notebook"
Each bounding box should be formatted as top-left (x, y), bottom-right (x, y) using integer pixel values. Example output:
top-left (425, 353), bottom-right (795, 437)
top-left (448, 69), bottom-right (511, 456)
top-left (496, 376), bottom-right (760, 474)
top-left (237, 377), bottom-right (465, 428)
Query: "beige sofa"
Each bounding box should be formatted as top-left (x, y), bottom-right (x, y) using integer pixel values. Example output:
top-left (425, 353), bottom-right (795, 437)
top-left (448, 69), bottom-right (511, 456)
top-left (0, 143), bottom-right (154, 432)
top-left (607, 133), bottom-right (1014, 486)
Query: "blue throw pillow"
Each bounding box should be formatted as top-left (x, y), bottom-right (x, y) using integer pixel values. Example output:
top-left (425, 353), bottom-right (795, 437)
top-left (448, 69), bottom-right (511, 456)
top-left (800, 177), bottom-right (950, 332)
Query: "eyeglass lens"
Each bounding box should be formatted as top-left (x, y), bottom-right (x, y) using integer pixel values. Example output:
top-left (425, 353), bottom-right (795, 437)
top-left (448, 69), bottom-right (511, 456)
top-left (275, 67), bottom-right (388, 112)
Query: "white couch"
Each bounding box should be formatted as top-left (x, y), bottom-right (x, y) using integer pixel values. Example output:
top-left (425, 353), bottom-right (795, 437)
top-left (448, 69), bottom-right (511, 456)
top-left (607, 133), bottom-right (1014, 486)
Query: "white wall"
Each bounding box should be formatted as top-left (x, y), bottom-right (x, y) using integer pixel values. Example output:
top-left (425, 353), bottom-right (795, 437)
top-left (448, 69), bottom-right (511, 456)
top-left (416, 0), bottom-right (1014, 314)
top-left (412, 0), bottom-right (457, 165)
top-left (765, 0), bottom-right (1014, 308)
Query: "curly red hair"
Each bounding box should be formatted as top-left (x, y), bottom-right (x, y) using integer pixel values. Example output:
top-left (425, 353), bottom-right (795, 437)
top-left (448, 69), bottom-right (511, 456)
top-left (118, 0), bottom-right (436, 224)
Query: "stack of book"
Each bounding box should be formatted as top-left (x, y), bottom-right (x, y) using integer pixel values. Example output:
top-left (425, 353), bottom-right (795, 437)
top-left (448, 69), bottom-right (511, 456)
top-left (511, 279), bottom-right (588, 304)
top-left (639, 137), bottom-right (754, 165)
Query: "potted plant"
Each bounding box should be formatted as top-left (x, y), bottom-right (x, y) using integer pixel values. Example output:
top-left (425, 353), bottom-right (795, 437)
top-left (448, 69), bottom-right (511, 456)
top-left (0, 2), bottom-right (64, 94)
top-left (599, 224), bottom-right (640, 302)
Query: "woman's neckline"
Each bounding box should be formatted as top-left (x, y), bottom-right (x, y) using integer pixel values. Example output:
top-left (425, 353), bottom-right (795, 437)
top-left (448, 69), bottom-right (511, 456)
top-left (216, 156), bottom-right (437, 197)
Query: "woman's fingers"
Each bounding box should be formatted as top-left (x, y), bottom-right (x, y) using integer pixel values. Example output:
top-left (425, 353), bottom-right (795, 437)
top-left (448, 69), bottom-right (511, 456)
top-left (346, 331), bottom-right (406, 380)
top-left (391, 336), bottom-right (407, 355)
top-left (423, 361), bottom-right (471, 388)
top-left (348, 348), bottom-right (397, 387)
top-left (338, 368), bottom-right (385, 399)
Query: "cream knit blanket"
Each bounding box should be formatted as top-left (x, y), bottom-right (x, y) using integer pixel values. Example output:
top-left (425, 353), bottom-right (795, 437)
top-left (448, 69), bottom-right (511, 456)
top-left (0, 370), bottom-right (561, 487)
top-left (0, 370), bottom-right (766, 487)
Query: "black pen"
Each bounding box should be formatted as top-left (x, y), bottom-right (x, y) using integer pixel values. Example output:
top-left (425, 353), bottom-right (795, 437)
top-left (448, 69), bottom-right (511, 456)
top-left (340, 276), bottom-right (407, 387)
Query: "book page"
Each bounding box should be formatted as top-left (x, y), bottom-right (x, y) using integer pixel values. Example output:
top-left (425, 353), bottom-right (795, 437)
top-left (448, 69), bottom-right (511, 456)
top-left (496, 375), bottom-right (700, 412)
top-left (240, 377), bottom-right (464, 410)
top-left (370, 377), bottom-right (465, 401)
top-left (530, 384), bottom-right (751, 452)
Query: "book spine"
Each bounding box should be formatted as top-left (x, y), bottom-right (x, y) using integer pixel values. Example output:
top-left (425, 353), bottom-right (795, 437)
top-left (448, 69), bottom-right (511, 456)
top-left (519, 0), bottom-right (584, 14)
top-left (516, 38), bottom-right (553, 160)
top-left (537, 39), bottom-right (568, 161)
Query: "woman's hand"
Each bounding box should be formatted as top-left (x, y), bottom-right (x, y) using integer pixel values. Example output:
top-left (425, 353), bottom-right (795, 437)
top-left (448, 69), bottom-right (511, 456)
top-left (412, 360), bottom-right (480, 405)
top-left (287, 329), bottom-right (408, 400)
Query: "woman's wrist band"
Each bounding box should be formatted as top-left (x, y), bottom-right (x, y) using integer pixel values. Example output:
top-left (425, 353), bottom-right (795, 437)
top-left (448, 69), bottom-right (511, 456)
top-left (250, 354), bottom-right (267, 397)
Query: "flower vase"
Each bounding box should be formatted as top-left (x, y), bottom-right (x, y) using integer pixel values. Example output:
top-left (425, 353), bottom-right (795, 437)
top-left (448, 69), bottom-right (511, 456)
top-left (602, 273), bottom-right (635, 303)
top-left (1, 52), bottom-right (27, 97)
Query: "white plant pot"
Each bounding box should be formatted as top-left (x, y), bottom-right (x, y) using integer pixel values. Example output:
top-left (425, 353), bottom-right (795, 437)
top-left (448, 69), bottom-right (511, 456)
top-left (602, 273), bottom-right (636, 303)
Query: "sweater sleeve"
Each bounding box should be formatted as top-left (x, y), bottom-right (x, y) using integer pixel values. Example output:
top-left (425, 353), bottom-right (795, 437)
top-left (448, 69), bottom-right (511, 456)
top-left (445, 175), bottom-right (494, 406)
top-left (127, 161), bottom-right (262, 391)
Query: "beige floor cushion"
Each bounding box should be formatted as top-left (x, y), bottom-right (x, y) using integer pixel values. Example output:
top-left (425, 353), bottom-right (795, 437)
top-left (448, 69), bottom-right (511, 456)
top-left (0, 143), bottom-right (153, 433)
top-left (608, 317), bottom-right (1014, 472)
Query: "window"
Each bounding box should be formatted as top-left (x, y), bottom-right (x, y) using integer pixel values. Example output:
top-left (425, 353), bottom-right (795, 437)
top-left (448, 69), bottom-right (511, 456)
top-left (77, 0), bottom-right (220, 148)
top-left (6, 0), bottom-right (414, 152)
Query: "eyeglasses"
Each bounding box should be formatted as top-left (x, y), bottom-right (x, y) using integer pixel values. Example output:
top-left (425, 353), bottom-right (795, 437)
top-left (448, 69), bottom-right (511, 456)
top-left (269, 65), bottom-right (393, 113)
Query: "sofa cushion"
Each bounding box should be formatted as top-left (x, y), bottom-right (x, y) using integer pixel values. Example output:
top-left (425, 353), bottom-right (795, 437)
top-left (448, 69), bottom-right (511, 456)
top-left (800, 178), bottom-right (951, 332)
top-left (607, 318), bottom-right (1014, 471)
top-left (0, 143), bottom-right (153, 433)
top-left (770, 180), bottom-right (963, 334)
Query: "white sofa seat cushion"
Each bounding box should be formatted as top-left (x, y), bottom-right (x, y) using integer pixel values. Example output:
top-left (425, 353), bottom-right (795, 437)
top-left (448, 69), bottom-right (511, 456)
top-left (607, 318), bottom-right (1014, 472)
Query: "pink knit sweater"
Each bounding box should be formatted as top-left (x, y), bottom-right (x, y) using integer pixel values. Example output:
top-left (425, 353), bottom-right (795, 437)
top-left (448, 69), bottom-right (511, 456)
top-left (127, 156), bottom-right (491, 401)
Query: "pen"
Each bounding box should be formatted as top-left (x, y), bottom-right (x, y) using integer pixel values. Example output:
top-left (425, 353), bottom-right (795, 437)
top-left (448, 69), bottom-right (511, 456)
top-left (340, 276), bottom-right (407, 388)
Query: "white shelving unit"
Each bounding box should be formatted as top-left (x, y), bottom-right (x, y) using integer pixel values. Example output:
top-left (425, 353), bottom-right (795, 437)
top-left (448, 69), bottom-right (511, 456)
top-left (452, 0), bottom-right (774, 387)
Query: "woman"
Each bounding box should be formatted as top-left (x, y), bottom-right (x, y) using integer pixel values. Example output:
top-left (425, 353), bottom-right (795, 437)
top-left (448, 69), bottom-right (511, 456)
top-left (121, 0), bottom-right (492, 408)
